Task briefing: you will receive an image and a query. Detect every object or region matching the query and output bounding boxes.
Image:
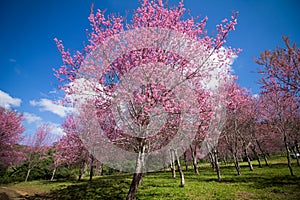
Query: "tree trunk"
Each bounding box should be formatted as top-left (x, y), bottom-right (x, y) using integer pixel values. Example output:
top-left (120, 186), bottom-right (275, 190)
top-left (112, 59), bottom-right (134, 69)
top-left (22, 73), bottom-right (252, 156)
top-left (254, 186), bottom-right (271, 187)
top-left (190, 145), bottom-right (199, 175)
top-left (51, 167), bottom-right (56, 181)
top-left (78, 171), bottom-right (82, 181)
top-left (78, 161), bottom-right (86, 181)
top-left (245, 153), bottom-right (253, 171)
top-left (223, 157), bottom-right (228, 166)
top-left (99, 164), bottom-right (103, 176)
top-left (89, 155), bottom-right (95, 182)
top-left (284, 134), bottom-right (294, 176)
top-left (95, 163), bottom-right (103, 176)
top-left (242, 141), bottom-right (253, 171)
top-left (25, 168), bottom-right (31, 182)
top-left (170, 149), bottom-right (176, 178)
top-left (262, 154), bottom-right (269, 166)
top-left (126, 173), bottom-right (143, 200)
top-left (256, 138), bottom-right (269, 166)
top-left (295, 154), bottom-right (300, 167)
top-left (108, 167), bottom-right (113, 175)
top-left (252, 145), bottom-right (262, 168)
top-left (292, 147), bottom-right (300, 167)
top-left (294, 140), bottom-right (300, 167)
top-left (126, 145), bottom-right (146, 200)
top-left (183, 151), bottom-right (188, 171)
top-left (213, 148), bottom-right (221, 182)
top-left (174, 150), bottom-right (184, 187)
top-left (233, 154), bottom-right (241, 176)
top-left (208, 151), bottom-right (215, 171)
top-left (225, 135), bottom-right (240, 175)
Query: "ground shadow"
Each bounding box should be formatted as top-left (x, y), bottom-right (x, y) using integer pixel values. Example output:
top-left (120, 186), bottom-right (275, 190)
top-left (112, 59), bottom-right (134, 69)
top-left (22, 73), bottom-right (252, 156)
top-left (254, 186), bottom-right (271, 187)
top-left (23, 175), bottom-right (131, 200)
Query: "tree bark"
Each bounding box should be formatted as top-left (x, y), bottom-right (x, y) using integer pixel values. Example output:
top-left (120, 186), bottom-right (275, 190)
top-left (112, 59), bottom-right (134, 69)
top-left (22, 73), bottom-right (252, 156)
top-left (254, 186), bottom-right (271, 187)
top-left (183, 151), bottom-right (188, 171)
top-left (262, 154), bottom-right (269, 166)
top-left (233, 154), bottom-right (241, 176)
top-left (25, 168), bottom-right (31, 182)
top-left (294, 140), bottom-right (300, 167)
top-left (174, 150), bottom-right (184, 187)
top-left (223, 157), bottom-right (228, 166)
top-left (242, 141), bottom-right (253, 171)
top-left (78, 161), bottom-right (87, 181)
top-left (255, 138), bottom-right (269, 166)
top-left (213, 148), bottom-right (221, 182)
top-left (126, 145), bottom-right (146, 200)
top-left (98, 164), bottom-right (103, 176)
top-left (190, 145), bottom-right (199, 175)
top-left (284, 134), bottom-right (294, 176)
top-left (89, 155), bottom-right (94, 182)
top-left (170, 149), bottom-right (176, 178)
top-left (252, 145), bottom-right (262, 168)
top-left (225, 135), bottom-right (240, 175)
top-left (208, 151), bottom-right (215, 171)
top-left (51, 167), bottom-right (56, 181)
top-left (126, 172), bottom-right (143, 200)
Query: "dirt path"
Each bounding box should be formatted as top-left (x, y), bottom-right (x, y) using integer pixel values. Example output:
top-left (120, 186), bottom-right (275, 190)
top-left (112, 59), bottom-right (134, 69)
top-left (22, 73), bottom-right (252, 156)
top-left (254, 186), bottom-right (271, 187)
top-left (0, 187), bottom-right (25, 200)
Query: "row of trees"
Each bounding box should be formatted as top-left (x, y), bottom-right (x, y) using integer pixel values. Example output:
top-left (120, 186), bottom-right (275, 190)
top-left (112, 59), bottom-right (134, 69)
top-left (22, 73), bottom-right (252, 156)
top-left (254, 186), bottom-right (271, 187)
top-left (0, 112), bottom-right (54, 182)
top-left (0, 75), bottom-right (298, 182)
top-left (0, 109), bottom-right (103, 183)
top-left (0, 81), bottom-right (298, 181)
top-left (53, 1), bottom-right (299, 199)
top-left (0, 69), bottom-right (299, 190)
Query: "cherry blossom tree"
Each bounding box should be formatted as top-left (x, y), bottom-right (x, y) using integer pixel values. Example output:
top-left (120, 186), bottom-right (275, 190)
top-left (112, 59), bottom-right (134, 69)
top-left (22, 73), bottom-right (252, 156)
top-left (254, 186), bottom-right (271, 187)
top-left (252, 120), bottom-right (271, 166)
top-left (234, 90), bottom-right (255, 172)
top-left (54, 1), bottom-right (239, 199)
top-left (50, 144), bottom-right (60, 181)
top-left (189, 89), bottom-right (212, 175)
top-left (255, 36), bottom-right (299, 97)
top-left (255, 36), bottom-right (300, 176)
top-left (221, 80), bottom-right (253, 175)
top-left (55, 115), bottom-right (91, 181)
top-left (54, 110), bottom-right (103, 182)
top-left (23, 123), bottom-right (52, 182)
top-left (0, 107), bottom-right (25, 171)
top-left (257, 90), bottom-right (298, 176)
top-left (74, 102), bottom-right (104, 182)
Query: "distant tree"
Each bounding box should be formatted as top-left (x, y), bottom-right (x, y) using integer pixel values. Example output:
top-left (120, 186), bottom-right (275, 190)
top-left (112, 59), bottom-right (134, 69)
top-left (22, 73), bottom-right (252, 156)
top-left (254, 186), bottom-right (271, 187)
top-left (258, 91), bottom-right (298, 175)
top-left (253, 120), bottom-right (271, 166)
top-left (255, 36), bottom-right (299, 97)
top-left (74, 102), bottom-right (104, 182)
top-left (24, 123), bottom-right (52, 182)
top-left (221, 80), bottom-right (252, 175)
top-left (0, 107), bottom-right (25, 171)
top-left (50, 143), bottom-right (62, 181)
top-left (55, 115), bottom-right (91, 181)
top-left (255, 36), bottom-right (300, 176)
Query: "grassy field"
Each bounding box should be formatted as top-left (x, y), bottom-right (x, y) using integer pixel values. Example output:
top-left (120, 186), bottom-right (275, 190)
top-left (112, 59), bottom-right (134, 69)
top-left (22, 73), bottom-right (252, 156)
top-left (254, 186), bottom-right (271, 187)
top-left (1, 156), bottom-right (300, 199)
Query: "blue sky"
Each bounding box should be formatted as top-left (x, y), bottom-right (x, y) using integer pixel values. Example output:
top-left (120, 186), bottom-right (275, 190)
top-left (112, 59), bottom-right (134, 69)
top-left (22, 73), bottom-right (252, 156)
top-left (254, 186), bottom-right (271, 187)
top-left (0, 0), bottom-right (299, 137)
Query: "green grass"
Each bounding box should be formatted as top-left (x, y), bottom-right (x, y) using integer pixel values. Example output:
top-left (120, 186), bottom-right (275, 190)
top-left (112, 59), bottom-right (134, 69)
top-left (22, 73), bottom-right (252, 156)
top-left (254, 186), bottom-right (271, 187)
top-left (2, 157), bottom-right (300, 200)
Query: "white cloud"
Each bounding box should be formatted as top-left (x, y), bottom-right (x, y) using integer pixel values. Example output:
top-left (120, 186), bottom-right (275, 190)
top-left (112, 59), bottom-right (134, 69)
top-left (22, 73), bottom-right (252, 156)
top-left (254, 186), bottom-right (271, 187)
top-left (49, 123), bottom-right (65, 136)
top-left (23, 112), bottom-right (42, 124)
top-left (252, 94), bottom-right (259, 99)
top-left (0, 90), bottom-right (22, 109)
top-left (9, 58), bottom-right (16, 63)
top-left (195, 46), bottom-right (236, 91)
top-left (65, 78), bottom-right (109, 114)
top-left (30, 98), bottom-right (73, 118)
